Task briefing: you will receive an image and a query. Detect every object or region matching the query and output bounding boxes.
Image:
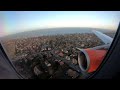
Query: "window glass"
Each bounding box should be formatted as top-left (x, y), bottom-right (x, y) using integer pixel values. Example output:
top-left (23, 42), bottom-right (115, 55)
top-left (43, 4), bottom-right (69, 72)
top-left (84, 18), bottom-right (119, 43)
top-left (0, 11), bottom-right (119, 79)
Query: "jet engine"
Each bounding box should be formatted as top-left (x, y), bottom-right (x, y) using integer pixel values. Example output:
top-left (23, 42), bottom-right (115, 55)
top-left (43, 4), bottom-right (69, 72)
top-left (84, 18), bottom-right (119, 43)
top-left (78, 48), bottom-right (107, 73)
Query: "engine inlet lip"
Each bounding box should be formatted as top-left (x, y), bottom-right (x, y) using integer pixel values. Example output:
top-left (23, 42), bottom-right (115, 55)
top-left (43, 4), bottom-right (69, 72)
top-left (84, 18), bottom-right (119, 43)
top-left (78, 49), bottom-right (90, 72)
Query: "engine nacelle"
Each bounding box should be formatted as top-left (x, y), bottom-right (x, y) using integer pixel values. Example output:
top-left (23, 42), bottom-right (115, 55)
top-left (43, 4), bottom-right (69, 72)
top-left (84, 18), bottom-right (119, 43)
top-left (78, 48), bottom-right (107, 73)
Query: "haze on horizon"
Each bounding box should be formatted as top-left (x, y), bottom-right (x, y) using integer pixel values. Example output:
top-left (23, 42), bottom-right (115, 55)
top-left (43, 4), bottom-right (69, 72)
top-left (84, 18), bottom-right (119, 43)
top-left (0, 11), bottom-right (120, 37)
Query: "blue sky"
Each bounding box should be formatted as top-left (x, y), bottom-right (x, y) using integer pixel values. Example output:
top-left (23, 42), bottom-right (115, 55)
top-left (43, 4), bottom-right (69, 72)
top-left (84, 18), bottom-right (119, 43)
top-left (0, 11), bottom-right (120, 36)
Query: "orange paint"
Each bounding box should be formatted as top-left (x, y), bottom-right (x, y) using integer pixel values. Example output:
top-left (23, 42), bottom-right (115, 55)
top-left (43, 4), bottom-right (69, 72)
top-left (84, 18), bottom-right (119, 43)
top-left (85, 49), bottom-right (107, 73)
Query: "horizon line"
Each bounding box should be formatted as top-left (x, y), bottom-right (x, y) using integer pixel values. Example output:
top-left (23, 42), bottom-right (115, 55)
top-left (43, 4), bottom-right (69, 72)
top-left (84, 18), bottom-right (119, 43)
top-left (2, 27), bottom-right (116, 38)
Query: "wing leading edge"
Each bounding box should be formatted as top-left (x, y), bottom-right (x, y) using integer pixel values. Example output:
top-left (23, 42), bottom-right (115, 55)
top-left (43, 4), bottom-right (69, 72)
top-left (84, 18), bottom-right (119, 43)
top-left (92, 30), bottom-right (113, 44)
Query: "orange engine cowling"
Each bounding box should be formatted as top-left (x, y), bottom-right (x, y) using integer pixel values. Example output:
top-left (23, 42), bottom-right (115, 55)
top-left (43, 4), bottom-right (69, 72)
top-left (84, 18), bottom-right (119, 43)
top-left (78, 49), bottom-right (107, 73)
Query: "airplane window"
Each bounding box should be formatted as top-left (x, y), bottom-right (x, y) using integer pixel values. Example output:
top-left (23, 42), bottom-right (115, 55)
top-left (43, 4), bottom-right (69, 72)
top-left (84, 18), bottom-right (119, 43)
top-left (0, 11), bottom-right (119, 79)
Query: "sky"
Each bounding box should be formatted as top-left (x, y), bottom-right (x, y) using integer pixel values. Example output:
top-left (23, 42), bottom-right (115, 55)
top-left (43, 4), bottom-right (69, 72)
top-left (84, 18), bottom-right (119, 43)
top-left (0, 11), bottom-right (120, 37)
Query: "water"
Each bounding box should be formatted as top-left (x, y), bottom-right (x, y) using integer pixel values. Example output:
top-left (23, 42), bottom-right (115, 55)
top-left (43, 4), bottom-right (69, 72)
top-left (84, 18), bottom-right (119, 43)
top-left (1, 27), bottom-right (113, 40)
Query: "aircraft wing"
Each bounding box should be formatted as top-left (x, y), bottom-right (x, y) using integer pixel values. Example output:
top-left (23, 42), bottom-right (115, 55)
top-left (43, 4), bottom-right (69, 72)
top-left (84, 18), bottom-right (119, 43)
top-left (92, 30), bottom-right (113, 44)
